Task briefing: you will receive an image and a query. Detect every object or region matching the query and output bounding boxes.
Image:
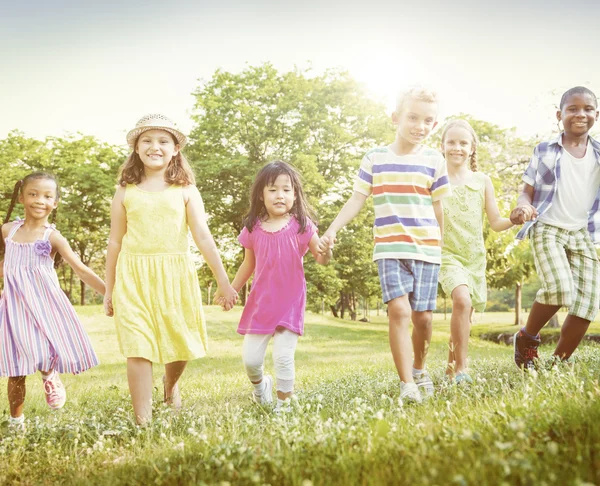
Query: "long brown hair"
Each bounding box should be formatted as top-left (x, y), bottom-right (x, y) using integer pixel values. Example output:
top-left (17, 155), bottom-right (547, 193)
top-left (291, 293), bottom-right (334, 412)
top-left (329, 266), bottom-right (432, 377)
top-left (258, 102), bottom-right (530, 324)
top-left (118, 131), bottom-right (196, 186)
top-left (441, 119), bottom-right (479, 172)
top-left (243, 161), bottom-right (316, 233)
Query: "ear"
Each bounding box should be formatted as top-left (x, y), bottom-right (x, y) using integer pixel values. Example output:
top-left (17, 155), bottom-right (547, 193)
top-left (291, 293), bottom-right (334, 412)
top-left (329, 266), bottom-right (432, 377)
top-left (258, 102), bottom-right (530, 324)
top-left (595, 110), bottom-right (599, 122)
top-left (391, 111), bottom-right (400, 125)
top-left (18, 193), bottom-right (24, 204)
top-left (556, 110), bottom-right (562, 122)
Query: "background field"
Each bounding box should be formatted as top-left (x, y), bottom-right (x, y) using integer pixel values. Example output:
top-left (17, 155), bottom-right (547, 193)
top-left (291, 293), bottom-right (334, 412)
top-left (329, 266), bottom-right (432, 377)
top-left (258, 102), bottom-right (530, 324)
top-left (1, 307), bottom-right (600, 485)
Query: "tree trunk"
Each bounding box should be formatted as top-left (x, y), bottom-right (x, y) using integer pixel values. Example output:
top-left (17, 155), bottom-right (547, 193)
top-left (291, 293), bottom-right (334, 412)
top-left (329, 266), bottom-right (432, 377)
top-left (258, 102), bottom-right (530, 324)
top-left (514, 281), bottom-right (522, 326)
top-left (548, 315), bottom-right (560, 328)
top-left (330, 305), bottom-right (338, 318)
top-left (207, 281), bottom-right (213, 305)
top-left (349, 291), bottom-right (357, 321)
top-left (340, 291), bottom-right (346, 320)
top-left (80, 280), bottom-right (86, 306)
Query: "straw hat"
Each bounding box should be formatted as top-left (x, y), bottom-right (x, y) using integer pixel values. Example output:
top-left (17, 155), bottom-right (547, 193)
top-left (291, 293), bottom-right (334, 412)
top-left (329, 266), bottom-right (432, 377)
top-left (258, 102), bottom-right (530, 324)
top-left (126, 114), bottom-right (187, 149)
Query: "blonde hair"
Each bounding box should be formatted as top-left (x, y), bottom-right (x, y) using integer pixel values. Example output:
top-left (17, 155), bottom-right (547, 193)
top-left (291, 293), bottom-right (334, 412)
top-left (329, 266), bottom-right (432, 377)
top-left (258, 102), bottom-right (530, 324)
top-left (441, 119), bottom-right (479, 172)
top-left (395, 87), bottom-right (438, 113)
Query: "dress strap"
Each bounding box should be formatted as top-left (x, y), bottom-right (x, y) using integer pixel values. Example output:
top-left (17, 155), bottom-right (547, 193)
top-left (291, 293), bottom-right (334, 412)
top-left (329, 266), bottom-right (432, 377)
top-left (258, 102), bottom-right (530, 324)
top-left (6, 218), bottom-right (25, 240)
top-left (42, 223), bottom-right (56, 241)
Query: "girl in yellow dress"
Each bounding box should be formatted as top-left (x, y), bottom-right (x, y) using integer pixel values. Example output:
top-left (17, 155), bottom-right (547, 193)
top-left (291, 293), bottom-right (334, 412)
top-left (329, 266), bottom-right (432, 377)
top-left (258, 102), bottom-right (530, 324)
top-left (104, 114), bottom-right (238, 424)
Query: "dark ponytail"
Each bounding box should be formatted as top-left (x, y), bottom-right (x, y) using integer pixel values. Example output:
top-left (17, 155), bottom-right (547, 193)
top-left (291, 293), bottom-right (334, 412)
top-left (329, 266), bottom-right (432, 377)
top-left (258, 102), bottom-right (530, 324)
top-left (0, 180), bottom-right (24, 259)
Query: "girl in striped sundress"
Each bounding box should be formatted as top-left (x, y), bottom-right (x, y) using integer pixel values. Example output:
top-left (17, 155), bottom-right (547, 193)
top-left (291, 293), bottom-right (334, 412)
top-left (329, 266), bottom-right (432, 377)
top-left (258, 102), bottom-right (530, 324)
top-left (0, 172), bottom-right (105, 432)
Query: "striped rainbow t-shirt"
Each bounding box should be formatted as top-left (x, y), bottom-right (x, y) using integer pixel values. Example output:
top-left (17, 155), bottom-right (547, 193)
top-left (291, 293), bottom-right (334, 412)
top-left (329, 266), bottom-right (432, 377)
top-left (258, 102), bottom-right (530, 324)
top-left (353, 145), bottom-right (451, 264)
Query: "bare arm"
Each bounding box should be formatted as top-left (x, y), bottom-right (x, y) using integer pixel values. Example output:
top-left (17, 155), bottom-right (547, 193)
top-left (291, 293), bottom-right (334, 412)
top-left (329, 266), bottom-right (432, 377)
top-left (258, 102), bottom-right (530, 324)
top-left (104, 185), bottom-right (127, 316)
top-left (308, 233), bottom-right (332, 265)
top-left (510, 183), bottom-right (538, 225)
top-left (230, 248), bottom-right (256, 293)
top-left (50, 232), bottom-right (105, 295)
top-left (433, 199), bottom-right (444, 244)
top-left (483, 175), bottom-right (514, 232)
top-left (317, 191), bottom-right (368, 253)
top-left (185, 185), bottom-right (237, 309)
top-left (0, 223), bottom-right (14, 279)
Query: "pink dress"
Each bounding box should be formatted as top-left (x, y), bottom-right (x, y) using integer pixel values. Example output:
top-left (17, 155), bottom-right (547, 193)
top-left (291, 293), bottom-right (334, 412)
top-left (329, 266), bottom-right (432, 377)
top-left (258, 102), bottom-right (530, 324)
top-left (237, 217), bottom-right (317, 336)
top-left (0, 220), bottom-right (98, 377)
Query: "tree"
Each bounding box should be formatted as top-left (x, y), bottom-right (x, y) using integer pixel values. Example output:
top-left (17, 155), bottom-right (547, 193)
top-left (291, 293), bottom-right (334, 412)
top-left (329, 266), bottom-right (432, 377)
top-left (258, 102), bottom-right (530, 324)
top-left (186, 63), bottom-right (390, 311)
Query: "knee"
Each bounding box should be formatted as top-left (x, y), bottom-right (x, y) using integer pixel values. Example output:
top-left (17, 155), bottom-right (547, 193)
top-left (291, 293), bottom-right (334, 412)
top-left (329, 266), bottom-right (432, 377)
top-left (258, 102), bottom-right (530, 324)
top-left (452, 292), bottom-right (472, 312)
top-left (413, 311), bottom-right (433, 328)
top-left (243, 353), bottom-right (264, 378)
top-left (387, 298), bottom-right (411, 324)
top-left (273, 349), bottom-right (295, 375)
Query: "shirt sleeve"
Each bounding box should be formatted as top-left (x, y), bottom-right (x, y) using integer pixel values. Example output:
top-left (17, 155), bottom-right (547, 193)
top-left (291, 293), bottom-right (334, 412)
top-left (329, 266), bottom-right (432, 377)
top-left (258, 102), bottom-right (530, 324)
top-left (238, 227), bottom-right (253, 250)
top-left (297, 219), bottom-right (317, 252)
top-left (522, 145), bottom-right (540, 187)
top-left (430, 154), bottom-right (452, 202)
top-left (353, 151), bottom-right (374, 197)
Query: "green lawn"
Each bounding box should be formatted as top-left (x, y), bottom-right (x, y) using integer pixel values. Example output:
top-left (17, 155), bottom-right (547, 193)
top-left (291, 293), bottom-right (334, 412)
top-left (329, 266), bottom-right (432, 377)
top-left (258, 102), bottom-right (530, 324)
top-left (1, 307), bottom-right (600, 485)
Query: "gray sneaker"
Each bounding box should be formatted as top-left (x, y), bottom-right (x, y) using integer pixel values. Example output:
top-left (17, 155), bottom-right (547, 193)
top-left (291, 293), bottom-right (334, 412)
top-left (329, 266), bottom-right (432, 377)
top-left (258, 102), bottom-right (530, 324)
top-left (253, 375), bottom-right (273, 405)
top-left (413, 370), bottom-right (434, 397)
top-left (400, 382), bottom-right (422, 404)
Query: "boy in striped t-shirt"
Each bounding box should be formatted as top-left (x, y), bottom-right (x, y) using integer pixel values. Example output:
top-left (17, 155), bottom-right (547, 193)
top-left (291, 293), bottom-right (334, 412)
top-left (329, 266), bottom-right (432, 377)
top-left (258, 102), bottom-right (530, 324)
top-left (318, 88), bottom-right (451, 403)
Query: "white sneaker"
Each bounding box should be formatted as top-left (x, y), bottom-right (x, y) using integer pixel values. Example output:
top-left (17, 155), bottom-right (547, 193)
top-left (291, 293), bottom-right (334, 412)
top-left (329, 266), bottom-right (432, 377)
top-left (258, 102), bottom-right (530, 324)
top-left (400, 382), bottom-right (422, 404)
top-left (8, 416), bottom-right (25, 434)
top-left (413, 370), bottom-right (434, 398)
top-left (253, 375), bottom-right (273, 405)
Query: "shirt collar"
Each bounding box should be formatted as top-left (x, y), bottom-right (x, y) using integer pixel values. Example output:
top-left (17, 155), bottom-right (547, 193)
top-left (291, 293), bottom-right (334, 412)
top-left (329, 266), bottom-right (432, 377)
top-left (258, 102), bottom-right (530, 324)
top-left (549, 133), bottom-right (600, 164)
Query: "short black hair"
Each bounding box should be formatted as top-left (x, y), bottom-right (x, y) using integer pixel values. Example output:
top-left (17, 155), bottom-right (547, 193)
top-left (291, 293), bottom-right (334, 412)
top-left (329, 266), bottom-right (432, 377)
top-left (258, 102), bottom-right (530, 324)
top-left (560, 86), bottom-right (598, 110)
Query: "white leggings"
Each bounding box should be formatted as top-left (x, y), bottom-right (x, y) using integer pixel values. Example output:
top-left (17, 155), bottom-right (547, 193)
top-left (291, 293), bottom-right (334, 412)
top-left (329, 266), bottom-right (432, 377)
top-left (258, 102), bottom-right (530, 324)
top-left (242, 328), bottom-right (299, 393)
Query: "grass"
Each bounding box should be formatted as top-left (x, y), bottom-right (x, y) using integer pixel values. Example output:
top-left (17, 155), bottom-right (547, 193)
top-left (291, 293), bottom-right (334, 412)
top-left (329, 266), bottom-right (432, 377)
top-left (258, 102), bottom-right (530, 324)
top-left (1, 307), bottom-right (600, 485)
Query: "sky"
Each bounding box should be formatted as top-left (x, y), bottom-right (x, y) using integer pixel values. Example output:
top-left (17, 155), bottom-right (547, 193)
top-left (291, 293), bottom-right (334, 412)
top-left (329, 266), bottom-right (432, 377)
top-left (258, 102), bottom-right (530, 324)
top-left (1, 0), bottom-right (599, 147)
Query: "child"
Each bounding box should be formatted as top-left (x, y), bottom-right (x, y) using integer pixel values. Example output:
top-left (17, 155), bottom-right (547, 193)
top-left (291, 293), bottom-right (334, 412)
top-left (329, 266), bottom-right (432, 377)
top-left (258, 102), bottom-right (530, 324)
top-left (0, 172), bottom-right (105, 432)
top-left (227, 161), bottom-right (331, 412)
top-left (511, 86), bottom-right (600, 369)
top-left (104, 114), bottom-right (238, 424)
top-left (439, 119), bottom-right (513, 383)
top-left (318, 88), bottom-right (451, 403)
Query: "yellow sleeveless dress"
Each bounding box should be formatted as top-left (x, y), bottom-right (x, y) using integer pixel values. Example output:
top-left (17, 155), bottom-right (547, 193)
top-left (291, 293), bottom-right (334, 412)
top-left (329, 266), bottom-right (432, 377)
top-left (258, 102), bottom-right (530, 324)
top-left (113, 185), bottom-right (207, 363)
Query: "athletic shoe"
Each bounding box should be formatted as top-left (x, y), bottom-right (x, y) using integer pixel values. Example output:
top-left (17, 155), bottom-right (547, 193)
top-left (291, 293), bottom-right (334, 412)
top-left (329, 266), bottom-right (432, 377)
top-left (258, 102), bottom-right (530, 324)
top-left (43, 371), bottom-right (66, 410)
top-left (400, 382), bottom-right (422, 404)
top-left (413, 370), bottom-right (434, 397)
top-left (254, 375), bottom-right (273, 405)
top-left (514, 329), bottom-right (541, 369)
top-left (454, 372), bottom-right (473, 385)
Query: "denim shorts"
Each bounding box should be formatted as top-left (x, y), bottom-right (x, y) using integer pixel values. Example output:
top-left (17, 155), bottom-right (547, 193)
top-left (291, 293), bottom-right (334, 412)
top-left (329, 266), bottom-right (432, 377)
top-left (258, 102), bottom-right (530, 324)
top-left (377, 259), bottom-right (440, 311)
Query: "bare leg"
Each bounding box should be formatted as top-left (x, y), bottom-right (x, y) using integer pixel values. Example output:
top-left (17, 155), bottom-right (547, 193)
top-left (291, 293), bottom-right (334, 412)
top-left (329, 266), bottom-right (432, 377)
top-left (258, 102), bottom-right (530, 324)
top-left (164, 361), bottom-right (187, 408)
top-left (411, 310), bottom-right (433, 370)
top-left (554, 315), bottom-right (590, 360)
top-left (387, 295), bottom-right (414, 383)
top-left (524, 302), bottom-right (561, 336)
top-left (127, 358), bottom-right (153, 425)
top-left (447, 285), bottom-right (472, 375)
top-left (8, 376), bottom-right (26, 418)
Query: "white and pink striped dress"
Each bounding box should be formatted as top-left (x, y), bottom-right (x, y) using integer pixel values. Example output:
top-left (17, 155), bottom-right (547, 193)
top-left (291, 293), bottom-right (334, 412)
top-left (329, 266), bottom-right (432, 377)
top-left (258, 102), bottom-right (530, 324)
top-left (0, 220), bottom-right (98, 377)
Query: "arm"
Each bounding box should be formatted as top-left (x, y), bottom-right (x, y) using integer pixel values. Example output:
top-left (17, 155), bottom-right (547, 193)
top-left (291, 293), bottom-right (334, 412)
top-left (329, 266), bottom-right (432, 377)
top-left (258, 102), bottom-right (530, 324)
top-left (185, 185), bottom-right (238, 310)
top-left (104, 185), bottom-right (127, 316)
top-left (433, 200), bottom-right (444, 244)
top-left (230, 248), bottom-right (256, 293)
top-left (0, 260), bottom-right (3, 279)
top-left (0, 223), bottom-right (13, 279)
top-left (317, 191), bottom-right (368, 253)
top-left (483, 175), bottom-right (514, 232)
top-left (309, 233), bottom-right (332, 265)
top-left (50, 232), bottom-right (105, 295)
top-left (510, 183), bottom-right (538, 225)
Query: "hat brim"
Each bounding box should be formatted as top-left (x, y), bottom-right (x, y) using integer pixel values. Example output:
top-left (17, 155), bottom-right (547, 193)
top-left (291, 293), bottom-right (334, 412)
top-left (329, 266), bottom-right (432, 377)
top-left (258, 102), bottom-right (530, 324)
top-left (126, 126), bottom-right (187, 149)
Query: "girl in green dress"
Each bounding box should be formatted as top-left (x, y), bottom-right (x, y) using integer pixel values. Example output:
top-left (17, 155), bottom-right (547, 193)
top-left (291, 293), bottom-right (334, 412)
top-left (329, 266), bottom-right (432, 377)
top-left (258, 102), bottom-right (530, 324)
top-left (439, 119), bottom-right (513, 383)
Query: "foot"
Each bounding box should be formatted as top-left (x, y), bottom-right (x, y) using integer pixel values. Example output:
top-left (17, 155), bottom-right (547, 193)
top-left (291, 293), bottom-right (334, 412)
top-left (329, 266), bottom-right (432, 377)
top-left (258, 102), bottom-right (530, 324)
top-left (400, 382), bottom-right (422, 404)
top-left (163, 375), bottom-right (182, 411)
top-left (43, 371), bottom-right (66, 410)
top-left (454, 372), bottom-right (473, 385)
top-left (253, 375), bottom-right (273, 405)
top-left (8, 416), bottom-right (26, 434)
top-left (413, 370), bottom-right (434, 397)
top-left (274, 395), bottom-right (296, 414)
top-left (514, 329), bottom-right (541, 369)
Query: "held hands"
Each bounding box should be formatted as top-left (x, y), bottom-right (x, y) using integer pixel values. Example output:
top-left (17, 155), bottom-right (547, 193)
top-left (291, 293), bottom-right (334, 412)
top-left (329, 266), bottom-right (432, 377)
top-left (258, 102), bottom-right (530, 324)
top-left (104, 294), bottom-right (114, 317)
top-left (509, 204), bottom-right (538, 225)
top-left (213, 284), bottom-right (238, 311)
top-left (317, 232), bottom-right (336, 254)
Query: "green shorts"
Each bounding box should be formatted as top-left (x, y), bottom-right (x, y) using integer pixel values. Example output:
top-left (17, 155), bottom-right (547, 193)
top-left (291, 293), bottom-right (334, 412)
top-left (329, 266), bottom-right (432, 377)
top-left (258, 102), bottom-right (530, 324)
top-left (530, 222), bottom-right (600, 321)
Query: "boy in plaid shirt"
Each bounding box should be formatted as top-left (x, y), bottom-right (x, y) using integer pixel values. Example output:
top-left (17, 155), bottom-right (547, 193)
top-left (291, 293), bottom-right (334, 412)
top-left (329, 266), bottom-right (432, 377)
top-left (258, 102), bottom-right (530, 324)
top-left (511, 86), bottom-right (600, 368)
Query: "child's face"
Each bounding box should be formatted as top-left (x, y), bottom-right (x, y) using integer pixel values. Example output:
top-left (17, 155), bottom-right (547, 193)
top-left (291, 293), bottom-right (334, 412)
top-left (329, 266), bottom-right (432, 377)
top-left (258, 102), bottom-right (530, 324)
top-left (557, 93), bottom-right (599, 137)
top-left (442, 126), bottom-right (474, 168)
top-left (135, 129), bottom-right (180, 172)
top-left (262, 174), bottom-right (296, 219)
top-left (19, 178), bottom-right (58, 221)
top-left (392, 100), bottom-right (438, 146)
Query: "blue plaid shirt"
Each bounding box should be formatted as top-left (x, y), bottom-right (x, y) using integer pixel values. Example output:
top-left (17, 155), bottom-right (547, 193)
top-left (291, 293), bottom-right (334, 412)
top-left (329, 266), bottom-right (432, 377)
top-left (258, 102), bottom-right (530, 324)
top-left (516, 134), bottom-right (600, 243)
